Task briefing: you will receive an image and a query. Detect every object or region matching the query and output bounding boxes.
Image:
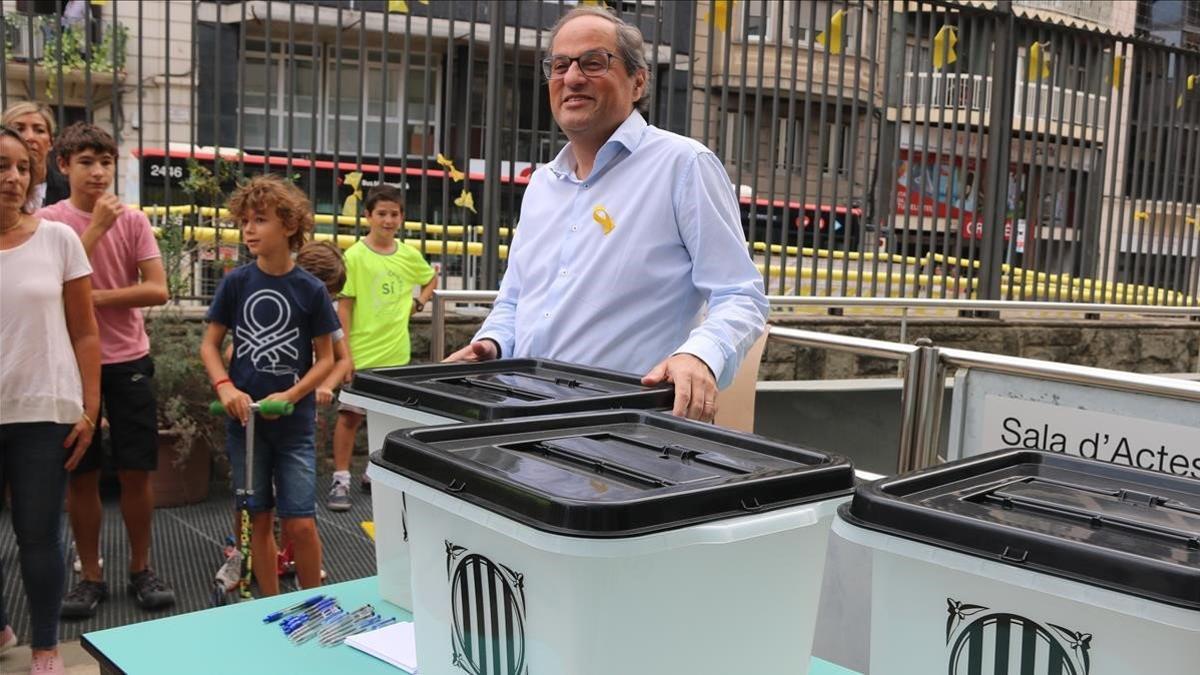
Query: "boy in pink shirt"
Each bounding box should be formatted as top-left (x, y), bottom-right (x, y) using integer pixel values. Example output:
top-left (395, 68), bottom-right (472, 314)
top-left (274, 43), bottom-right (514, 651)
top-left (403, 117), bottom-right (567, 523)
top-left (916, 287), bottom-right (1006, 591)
top-left (37, 123), bottom-right (175, 618)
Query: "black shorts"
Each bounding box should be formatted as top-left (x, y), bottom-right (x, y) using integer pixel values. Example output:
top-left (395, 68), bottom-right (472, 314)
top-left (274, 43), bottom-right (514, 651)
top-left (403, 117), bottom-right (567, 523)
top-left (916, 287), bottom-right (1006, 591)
top-left (74, 355), bottom-right (159, 474)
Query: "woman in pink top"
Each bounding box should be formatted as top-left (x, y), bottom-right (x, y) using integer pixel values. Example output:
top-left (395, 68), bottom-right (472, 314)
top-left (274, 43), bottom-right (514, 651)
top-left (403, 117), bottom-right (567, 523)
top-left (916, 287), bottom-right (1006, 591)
top-left (0, 126), bottom-right (100, 675)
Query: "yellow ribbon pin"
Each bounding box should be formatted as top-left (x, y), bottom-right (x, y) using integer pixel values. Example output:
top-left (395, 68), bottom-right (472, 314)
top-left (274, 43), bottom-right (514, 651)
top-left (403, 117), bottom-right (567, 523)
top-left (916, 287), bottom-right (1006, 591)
top-left (593, 206), bottom-right (615, 235)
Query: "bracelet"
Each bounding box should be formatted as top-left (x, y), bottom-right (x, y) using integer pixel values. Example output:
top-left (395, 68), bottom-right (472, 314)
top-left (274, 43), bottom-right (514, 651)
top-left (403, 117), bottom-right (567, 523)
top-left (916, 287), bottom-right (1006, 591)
top-left (212, 377), bottom-right (232, 392)
top-left (413, 299), bottom-right (425, 312)
top-left (80, 411), bottom-right (96, 429)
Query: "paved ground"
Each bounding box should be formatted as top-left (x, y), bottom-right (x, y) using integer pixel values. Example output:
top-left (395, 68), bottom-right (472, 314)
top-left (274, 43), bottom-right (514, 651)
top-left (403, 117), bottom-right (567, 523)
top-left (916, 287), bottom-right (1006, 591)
top-left (0, 454), bottom-right (378, 674)
top-left (2, 640), bottom-right (98, 674)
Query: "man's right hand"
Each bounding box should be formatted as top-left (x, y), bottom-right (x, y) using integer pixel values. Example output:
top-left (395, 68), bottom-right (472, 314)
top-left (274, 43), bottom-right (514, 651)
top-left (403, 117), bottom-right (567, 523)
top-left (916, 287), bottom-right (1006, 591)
top-left (443, 340), bottom-right (499, 363)
top-left (89, 194), bottom-right (125, 234)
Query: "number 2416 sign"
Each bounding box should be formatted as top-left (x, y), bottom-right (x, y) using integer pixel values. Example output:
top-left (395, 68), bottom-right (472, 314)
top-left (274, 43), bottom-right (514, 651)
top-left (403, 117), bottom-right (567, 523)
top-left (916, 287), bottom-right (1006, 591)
top-left (149, 163), bottom-right (184, 180)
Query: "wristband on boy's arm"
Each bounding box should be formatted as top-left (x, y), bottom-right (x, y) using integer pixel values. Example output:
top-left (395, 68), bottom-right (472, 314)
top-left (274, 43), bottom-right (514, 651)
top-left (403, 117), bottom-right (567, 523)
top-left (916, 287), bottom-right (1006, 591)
top-left (212, 377), bottom-right (232, 392)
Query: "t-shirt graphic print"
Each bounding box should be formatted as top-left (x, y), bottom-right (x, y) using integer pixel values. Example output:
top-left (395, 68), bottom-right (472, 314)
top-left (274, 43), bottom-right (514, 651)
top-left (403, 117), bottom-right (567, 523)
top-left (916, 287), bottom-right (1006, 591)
top-left (237, 288), bottom-right (303, 378)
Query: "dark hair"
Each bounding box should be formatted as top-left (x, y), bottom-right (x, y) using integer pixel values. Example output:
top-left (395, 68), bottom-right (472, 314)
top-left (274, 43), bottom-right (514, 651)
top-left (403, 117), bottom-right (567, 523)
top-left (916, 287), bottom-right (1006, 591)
top-left (227, 175), bottom-right (315, 252)
top-left (53, 122), bottom-right (118, 163)
top-left (364, 184), bottom-right (406, 214)
top-left (547, 6), bottom-right (651, 113)
top-left (296, 240), bottom-right (347, 296)
top-left (0, 126), bottom-right (39, 212)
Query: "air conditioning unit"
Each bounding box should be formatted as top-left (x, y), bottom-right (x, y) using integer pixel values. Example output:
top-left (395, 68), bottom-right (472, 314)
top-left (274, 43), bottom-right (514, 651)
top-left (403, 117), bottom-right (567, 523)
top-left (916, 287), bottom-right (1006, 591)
top-left (7, 18), bottom-right (45, 61)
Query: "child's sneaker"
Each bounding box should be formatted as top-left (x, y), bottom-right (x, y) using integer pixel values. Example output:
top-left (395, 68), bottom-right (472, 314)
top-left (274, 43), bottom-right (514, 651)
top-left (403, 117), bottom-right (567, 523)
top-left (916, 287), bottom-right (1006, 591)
top-left (61, 579), bottom-right (108, 619)
top-left (327, 480), bottom-right (351, 512)
top-left (30, 650), bottom-right (64, 675)
top-left (0, 624), bottom-right (16, 655)
top-left (128, 568), bottom-right (176, 610)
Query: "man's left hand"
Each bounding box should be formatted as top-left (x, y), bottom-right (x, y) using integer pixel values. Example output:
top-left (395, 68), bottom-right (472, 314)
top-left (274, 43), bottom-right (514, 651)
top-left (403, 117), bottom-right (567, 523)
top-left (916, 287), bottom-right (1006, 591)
top-left (642, 354), bottom-right (718, 423)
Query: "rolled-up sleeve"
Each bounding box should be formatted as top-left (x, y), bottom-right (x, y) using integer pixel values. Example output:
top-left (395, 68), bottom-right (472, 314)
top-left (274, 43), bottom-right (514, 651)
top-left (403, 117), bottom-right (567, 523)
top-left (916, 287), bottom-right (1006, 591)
top-left (671, 152), bottom-right (769, 389)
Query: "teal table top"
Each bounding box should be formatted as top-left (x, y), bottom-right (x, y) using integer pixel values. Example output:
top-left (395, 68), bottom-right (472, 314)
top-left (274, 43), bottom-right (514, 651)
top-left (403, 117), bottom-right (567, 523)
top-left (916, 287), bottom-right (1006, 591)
top-left (82, 577), bottom-right (861, 675)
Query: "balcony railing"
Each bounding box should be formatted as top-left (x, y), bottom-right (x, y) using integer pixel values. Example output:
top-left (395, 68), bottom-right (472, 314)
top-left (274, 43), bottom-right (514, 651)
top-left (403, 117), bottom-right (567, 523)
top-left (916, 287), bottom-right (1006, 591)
top-left (902, 71), bottom-right (1108, 131)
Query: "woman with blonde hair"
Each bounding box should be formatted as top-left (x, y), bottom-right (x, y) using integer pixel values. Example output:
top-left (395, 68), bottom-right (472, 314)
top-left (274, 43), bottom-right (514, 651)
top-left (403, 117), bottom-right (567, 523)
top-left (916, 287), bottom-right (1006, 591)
top-left (1, 102), bottom-right (69, 211)
top-left (0, 125), bottom-right (100, 675)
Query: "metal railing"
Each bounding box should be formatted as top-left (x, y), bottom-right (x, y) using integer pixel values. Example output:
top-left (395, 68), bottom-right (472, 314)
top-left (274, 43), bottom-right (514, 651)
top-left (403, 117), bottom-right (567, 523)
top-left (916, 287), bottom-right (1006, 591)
top-left (902, 71), bottom-right (1108, 131)
top-left (429, 288), bottom-right (1200, 472)
top-left (429, 289), bottom-right (1200, 364)
top-left (925, 346), bottom-right (1200, 464)
top-left (767, 327), bottom-right (933, 471)
top-left (2, 0), bottom-right (1198, 306)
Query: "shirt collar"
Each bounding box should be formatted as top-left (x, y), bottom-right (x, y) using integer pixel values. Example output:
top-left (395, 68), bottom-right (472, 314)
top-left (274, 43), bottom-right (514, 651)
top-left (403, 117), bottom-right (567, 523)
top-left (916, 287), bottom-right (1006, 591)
top-left (546, 110), bottom-right (648, 181)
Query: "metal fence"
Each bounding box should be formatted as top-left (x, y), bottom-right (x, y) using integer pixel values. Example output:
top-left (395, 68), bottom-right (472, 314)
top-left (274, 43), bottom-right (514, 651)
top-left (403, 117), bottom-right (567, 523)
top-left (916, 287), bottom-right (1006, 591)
top-left (1, 0), bottom-right (1197, 305)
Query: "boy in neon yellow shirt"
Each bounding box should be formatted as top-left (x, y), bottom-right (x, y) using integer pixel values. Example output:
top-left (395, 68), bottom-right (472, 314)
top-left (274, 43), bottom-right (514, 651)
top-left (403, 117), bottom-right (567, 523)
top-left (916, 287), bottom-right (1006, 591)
top-left (330, 185), bottom-right (437, 510)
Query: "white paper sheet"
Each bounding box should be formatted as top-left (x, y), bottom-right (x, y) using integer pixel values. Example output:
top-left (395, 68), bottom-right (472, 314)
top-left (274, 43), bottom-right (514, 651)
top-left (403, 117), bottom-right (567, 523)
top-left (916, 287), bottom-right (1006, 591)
top-left (344, 621), bottom-right (418, 673)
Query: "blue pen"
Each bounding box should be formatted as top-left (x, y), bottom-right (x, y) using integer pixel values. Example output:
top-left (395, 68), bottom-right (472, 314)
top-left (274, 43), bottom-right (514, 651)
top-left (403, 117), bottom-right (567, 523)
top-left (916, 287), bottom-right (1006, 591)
top-left (317, 606), bottom-right (374, 639)
top-left (263, 594), bottom-right (329, 623)
top-left (281, 599), bottom-right (338, 632)
top-left (291, 610), bottom-right (347, 644)
top-left (282, 605), bottom-right (339, 636)
top-left (295, 603), bottom-right (340, 627)
top-left (321, 615), bottom-right (394, 646)
top-left (371, 616), bottom-right (398, 632)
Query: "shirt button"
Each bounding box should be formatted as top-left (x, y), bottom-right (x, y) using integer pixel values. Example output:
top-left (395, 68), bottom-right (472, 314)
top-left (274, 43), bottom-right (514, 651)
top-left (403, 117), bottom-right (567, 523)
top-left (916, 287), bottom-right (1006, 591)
top-left (583, 183), bottom-right (589, 189)
top-left (544, 312), bottom-right (551, 318)
top-left (560, 269), bottom-right (568, 276)
top-left (571, 225), bottom-right (578, 231)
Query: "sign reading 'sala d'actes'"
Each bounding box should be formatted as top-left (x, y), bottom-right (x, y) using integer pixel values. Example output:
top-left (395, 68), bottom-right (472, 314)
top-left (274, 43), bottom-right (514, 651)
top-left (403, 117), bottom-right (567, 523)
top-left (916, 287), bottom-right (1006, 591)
top-left (981, 396), bottom-right (1200, 479)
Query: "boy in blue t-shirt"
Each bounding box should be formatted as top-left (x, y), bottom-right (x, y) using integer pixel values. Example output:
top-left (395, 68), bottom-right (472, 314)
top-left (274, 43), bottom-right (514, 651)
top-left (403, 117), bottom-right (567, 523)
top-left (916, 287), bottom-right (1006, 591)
top-left (200, 175), bottom-right (338, 595)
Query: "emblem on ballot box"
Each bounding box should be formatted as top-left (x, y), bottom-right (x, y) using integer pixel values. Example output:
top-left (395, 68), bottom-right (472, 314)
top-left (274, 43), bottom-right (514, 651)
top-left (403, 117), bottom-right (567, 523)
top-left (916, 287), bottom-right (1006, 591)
top-left (447, 542), bottom-right (528, 675)
top-left (946, 598), bottom-right (1092, 675)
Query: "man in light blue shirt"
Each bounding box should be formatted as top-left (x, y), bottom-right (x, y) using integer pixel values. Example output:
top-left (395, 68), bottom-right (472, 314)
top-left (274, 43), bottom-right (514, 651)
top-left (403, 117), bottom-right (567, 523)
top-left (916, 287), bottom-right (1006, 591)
top-left (447, 6), bottom-right (768, 422)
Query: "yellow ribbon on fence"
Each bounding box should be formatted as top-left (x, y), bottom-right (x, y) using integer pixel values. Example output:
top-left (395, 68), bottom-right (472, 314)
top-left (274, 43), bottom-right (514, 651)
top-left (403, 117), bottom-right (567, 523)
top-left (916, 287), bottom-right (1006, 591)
top-left (436, 153), bottom-right (466, 182)
top-left (816, 9), bottom-right (847, 56)
top-left (454, 188), bottom-right (477, 214)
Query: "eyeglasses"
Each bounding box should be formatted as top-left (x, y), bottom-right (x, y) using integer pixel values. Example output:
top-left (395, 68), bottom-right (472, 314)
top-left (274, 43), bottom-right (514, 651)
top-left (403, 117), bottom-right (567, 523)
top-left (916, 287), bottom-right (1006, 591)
top-left (541, 50), bottom-right (622, 80)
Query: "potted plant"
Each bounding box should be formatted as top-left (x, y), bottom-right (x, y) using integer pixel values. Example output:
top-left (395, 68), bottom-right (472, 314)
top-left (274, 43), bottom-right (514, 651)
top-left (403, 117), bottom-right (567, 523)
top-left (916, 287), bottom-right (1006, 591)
top-left (147, 314), bottom-right (222, 507)
top-left (146, 214), bottom-right (224, 507)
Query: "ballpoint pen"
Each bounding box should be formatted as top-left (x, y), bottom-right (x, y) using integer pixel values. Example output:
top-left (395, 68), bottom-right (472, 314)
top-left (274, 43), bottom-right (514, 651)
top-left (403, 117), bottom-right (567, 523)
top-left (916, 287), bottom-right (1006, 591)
top-left (263, 594), bottom-right (329, 623)
top-left (281, 598), bottom-right (338, 627)
top-left (282, 602), bottom-right (340, 636)
top-left (316, 606), bottom-right (375, 640)
top-left (321, 615), bottom-right (397, 647)
top-left (291, 609), bottom-right (348, 644)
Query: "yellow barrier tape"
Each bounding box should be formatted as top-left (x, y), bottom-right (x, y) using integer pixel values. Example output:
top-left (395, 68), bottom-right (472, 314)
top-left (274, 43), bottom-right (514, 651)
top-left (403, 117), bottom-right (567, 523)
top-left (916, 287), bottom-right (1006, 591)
top-left (751, 241), bottom-right (917, 266)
